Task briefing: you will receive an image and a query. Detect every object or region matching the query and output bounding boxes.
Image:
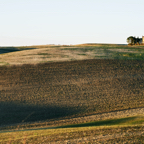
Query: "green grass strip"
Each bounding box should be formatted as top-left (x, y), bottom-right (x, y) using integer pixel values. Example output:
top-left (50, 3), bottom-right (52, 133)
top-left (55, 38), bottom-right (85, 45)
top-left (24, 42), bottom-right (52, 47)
top-left (59, 116), bottom-right (144, 128)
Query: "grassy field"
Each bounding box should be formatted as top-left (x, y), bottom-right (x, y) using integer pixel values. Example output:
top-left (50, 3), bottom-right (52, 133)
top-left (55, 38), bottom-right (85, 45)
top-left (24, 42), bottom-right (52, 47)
top-left (1, 44), bottom-right (144, 66)
top-left (0, 123), bottom-right (144, 143)
top-left (0, 44), bottom-right (144, 143)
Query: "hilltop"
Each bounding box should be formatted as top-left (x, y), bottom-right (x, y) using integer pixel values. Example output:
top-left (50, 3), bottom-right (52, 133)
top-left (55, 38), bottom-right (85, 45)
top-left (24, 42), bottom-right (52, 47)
top-left (0, 43), bottom-right (144, 66)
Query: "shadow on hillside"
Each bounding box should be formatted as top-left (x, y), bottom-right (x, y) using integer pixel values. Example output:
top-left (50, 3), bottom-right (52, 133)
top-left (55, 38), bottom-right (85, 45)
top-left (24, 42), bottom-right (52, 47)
top-left (0, 47), bottom-right (36, 54)
top-left (0, 102), bottom-right (80, 126)
top-left (59, 117), bottom-right (138, 128)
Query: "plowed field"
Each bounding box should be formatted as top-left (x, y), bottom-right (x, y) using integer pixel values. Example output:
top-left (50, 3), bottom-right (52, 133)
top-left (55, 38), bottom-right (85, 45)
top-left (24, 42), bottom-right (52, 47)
top-left (0, 59), bottom-right (144, 127)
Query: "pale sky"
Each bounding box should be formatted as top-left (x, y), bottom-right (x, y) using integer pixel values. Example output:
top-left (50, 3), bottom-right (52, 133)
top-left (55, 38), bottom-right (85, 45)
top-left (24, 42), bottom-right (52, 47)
top-left (0, 0), bottom-right (144, 46)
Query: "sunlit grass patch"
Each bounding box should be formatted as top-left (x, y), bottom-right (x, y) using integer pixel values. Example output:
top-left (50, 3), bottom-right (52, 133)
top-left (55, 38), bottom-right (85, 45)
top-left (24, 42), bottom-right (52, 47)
top-left (0, 124), bottom-right (143, 143)
top-left (0, 62), bottom-right (9, 66)
top-left (59, 116), bottom-right (144, 128)
top-left (123, 54), bottom-right (129, 57)
top-left (1, 44), bottom-right (144, 66)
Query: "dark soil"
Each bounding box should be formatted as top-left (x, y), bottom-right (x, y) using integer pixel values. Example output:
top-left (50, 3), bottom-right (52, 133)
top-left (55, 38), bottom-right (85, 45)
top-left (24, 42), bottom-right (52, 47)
top-left (0, 59), bottom-right (144, 126)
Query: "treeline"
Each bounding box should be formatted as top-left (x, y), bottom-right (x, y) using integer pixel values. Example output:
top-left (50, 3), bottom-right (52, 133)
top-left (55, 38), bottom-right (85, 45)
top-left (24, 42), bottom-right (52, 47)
top-left (127, 36), bottom-right (142, 45)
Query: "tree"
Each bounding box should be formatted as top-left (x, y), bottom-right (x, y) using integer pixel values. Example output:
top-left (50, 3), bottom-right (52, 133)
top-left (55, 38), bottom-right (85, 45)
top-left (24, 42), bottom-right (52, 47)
top-left (136, 37), bottom-right (142, 45)
top-left (127, 36), bottom-right (137, 45)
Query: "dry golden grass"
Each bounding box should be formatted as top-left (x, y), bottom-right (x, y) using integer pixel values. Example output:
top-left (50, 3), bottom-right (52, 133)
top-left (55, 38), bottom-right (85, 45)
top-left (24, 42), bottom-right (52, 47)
top-left (0, 125), bottom-right (144, 143)
top-left (0, 44), bottom-right (144, 66)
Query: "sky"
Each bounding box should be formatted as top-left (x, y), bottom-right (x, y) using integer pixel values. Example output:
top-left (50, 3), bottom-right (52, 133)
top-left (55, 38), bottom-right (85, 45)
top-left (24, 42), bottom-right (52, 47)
top-left (0, 0), bottom-right (144, 46)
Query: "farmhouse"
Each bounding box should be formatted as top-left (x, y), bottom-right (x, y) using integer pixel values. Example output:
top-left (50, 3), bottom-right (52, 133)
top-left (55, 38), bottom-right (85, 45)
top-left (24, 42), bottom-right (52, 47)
top-left (138, 36), bottom-right (144, 44)
top-left (142, 36), bottom-right (144, 44)
top-left (139, 36), bottom-right (144, 44)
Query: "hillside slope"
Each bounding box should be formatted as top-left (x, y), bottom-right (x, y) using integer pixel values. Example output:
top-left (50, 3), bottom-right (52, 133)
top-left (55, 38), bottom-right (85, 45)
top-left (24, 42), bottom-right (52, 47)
top-left (0, 44), bottom-right (144, 66)
top-left (0, 59), bottom-right (144, 127)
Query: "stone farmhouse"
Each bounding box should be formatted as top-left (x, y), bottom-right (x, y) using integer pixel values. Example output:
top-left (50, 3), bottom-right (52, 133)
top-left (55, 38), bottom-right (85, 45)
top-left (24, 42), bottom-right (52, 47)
top-left (140, 36), bottom-right (144, 44)
top-left (142, 36), bottom-right (144, 44)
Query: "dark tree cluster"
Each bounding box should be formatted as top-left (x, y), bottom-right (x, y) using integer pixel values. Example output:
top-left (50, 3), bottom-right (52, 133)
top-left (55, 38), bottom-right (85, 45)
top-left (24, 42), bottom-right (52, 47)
top-left (127, 36), bottom-right (142, 45)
